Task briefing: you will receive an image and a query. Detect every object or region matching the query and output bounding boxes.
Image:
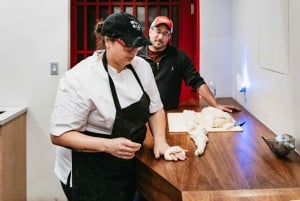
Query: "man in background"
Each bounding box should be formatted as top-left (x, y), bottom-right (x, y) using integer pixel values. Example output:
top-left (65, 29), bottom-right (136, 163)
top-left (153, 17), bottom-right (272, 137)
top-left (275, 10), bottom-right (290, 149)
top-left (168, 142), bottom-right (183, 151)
top-left (138, 16), bottom-right (240, 112)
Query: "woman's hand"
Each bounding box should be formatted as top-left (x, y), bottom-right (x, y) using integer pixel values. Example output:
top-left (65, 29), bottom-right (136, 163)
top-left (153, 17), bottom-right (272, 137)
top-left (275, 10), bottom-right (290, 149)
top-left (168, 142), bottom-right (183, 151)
top-left (163, 146), bottom-right (187, 161)
top-left (153, 141), bottom-right (187, 161)
top-left (105, 138), bottom-right (142, 159)
top-left (148, 108), bottom-right (187, 161)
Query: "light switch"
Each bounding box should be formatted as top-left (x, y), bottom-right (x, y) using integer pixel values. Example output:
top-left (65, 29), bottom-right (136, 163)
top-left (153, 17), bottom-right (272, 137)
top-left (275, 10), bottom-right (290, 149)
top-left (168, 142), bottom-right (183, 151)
top-left (50, 62), bottom-right (59, 75)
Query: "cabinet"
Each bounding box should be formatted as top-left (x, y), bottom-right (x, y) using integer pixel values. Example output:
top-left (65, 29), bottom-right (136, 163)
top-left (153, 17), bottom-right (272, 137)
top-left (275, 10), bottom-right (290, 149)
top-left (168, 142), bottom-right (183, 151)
top-left (0, 113), bottom-right (26, 201)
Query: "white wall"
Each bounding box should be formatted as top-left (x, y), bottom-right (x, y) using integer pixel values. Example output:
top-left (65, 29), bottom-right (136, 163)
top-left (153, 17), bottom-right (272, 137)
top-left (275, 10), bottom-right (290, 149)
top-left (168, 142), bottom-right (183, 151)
top-left (289, 0), bottom-right (300, 152)
top-left (200, 0), bottom-right (233, 97)
top-left (231, 0), bottom-right (300, 152)
top-left (0, 0), bottom-right (69, 200)
top-left (0, 0), bottom-right (299, 200)
top-left (201, 0), bottom-right (300, 152)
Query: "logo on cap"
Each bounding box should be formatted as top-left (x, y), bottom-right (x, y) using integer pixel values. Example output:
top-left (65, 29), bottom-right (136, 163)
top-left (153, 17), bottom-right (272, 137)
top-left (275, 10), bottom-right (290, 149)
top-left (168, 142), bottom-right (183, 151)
top-left (130, 20), bottom-right (142, 32)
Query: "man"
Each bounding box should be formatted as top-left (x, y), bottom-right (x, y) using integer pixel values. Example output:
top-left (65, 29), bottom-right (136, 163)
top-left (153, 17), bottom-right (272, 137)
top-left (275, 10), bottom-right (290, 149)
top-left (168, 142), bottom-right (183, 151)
top-left (138, 16), bottom-right (240, 112)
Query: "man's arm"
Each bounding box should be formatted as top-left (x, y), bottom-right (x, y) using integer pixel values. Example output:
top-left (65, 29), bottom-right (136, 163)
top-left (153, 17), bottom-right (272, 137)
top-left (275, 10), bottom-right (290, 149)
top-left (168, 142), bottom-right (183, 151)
top-left (197, 84), bottom-right (241, 113)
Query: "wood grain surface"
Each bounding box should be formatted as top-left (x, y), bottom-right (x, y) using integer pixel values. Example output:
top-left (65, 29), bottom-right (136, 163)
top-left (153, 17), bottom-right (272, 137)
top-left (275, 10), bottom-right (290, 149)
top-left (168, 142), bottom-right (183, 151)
top-left (0, 114), bottom-right (26, 201)
top-left (136, 97), bottom-right (300, 201)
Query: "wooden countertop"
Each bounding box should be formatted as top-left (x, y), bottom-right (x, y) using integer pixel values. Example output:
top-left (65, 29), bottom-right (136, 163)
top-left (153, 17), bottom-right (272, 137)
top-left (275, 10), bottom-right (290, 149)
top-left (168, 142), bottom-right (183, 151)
top-left (136, 97), bottom-right (300, 201)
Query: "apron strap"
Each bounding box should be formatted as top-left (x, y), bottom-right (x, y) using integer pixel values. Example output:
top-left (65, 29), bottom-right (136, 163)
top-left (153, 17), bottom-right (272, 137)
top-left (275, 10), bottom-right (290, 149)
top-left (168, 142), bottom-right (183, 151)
top-left (102, 51), bottom-right (148, 110)
top-left (102, 51), bottom-right (122, 110)
top-left (127, 65), bottom-right (147, 95)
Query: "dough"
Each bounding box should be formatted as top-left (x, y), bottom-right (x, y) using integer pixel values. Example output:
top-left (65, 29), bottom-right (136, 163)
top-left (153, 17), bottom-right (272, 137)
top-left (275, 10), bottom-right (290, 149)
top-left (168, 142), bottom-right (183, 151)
top-left (164, 146), bottom-right (186, 160)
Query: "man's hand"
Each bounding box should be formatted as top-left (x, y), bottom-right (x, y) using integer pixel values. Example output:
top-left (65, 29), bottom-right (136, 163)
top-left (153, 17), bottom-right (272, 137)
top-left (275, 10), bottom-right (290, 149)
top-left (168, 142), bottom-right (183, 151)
top-left (216, 104), bottom-right (241, 113)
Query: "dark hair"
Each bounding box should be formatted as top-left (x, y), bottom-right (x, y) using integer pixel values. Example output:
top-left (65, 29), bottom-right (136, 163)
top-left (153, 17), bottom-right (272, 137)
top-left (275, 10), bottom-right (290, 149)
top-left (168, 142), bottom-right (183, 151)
top-left (94, 20), bottom-right (105, 50)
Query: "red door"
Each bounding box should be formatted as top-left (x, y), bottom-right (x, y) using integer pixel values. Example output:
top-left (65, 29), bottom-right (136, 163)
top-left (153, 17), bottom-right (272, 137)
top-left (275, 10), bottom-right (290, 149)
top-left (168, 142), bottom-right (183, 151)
top-left (70, 0), bottom-right (200, 103)
top-left (178, 0), bottom-right (200, 104)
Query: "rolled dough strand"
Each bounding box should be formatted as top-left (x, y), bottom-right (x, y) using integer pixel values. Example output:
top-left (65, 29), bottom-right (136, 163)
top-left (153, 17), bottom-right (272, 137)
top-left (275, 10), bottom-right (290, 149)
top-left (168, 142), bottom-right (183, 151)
top-left (188, 126), bottom-right (208, 156)
top-left (191, 133), bottom-right (208, 156)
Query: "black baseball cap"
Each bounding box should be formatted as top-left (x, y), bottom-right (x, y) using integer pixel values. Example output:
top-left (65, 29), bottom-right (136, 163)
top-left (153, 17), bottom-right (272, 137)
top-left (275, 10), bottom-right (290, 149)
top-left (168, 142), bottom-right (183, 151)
top-left (101, 12), bottom-right (150, 48)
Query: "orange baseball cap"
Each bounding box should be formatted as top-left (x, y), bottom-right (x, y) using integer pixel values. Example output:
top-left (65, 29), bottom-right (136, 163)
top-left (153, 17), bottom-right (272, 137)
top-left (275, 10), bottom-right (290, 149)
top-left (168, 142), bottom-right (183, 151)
top-left (150, 16), bottom-right (173, 33)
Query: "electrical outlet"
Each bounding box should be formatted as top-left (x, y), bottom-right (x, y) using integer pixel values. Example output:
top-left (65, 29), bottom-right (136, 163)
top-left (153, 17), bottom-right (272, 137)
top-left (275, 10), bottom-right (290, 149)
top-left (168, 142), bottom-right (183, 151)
top-left (50, 62), bottom-right (59, 75)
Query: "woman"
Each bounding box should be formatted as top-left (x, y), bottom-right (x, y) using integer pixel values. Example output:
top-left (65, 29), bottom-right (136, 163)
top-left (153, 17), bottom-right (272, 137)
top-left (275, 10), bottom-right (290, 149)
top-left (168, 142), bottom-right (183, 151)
top-left (50, 12), bottom-right (186, 201)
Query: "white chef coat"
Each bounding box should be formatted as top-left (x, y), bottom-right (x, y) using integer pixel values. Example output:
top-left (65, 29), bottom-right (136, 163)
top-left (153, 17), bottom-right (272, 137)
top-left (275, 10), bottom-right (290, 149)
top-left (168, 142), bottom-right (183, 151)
top-left (50, 51), bottom-right (163, 185)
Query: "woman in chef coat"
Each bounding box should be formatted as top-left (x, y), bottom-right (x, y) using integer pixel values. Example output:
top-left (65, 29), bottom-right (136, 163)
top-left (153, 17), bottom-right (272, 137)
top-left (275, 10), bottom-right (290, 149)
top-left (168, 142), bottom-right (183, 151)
top-left (49, 12), bottom-right (186, 201)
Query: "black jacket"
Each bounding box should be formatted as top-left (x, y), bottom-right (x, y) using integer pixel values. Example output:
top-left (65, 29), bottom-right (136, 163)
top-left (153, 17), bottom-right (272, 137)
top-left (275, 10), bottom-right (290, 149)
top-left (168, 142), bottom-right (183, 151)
top-left (138, 45), bottom-right (206, 110)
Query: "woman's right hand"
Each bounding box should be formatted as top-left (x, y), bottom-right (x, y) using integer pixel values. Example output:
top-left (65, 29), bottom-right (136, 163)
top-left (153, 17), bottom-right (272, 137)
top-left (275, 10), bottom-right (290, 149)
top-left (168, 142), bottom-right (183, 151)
top-left (104, 138), bottom-right (142, 159)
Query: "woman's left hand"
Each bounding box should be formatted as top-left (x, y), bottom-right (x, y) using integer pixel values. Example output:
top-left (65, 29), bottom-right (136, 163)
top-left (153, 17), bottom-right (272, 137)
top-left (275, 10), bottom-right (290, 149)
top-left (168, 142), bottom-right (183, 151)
top-left (153, 141), bottom-right (187, 161)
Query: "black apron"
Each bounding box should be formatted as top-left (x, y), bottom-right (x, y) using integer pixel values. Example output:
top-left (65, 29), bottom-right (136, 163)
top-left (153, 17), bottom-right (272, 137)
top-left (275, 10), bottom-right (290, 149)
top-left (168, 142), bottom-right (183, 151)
top-left (72, 52), bottom-right (150, 201)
